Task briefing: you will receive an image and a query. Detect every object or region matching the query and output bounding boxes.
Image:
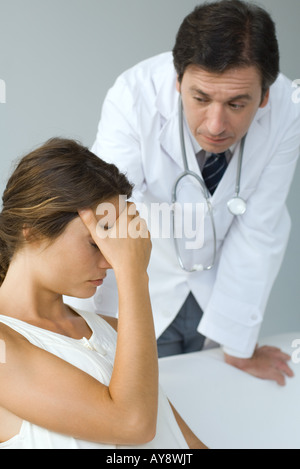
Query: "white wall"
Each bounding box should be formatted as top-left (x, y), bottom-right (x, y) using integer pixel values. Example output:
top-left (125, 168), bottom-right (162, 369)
top-left (0, 0), bottom-right (299, 337)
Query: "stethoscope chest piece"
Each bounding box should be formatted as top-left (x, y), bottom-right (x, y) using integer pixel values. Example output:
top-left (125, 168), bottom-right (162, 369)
top-left (227, 196), bottom-right (247, 216)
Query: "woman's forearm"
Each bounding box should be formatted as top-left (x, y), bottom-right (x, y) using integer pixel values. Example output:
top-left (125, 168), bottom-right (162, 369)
top-left (110, 269), bottom-right (158, 437)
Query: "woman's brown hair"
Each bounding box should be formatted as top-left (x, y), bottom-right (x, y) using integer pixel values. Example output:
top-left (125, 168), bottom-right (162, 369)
top-left (0, 137), bottom-right (133, 285)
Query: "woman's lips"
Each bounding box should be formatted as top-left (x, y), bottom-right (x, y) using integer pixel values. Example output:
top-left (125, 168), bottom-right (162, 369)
top-left (89, 279), bottom-right (104, 287)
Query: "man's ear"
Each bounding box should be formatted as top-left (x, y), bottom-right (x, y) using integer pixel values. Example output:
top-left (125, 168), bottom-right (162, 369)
top-left (260, 89), bottom-right (270, 108)
top-left (176, 76), bottom-right (181, 94)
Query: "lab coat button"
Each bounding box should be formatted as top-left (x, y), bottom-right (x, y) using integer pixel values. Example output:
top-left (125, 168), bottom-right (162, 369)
top-left (251, 314), bottom-right (258, 321)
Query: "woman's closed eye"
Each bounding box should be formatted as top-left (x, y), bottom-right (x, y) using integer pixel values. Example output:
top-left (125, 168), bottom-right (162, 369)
top-left (90, 242), bottom-right (100, 250)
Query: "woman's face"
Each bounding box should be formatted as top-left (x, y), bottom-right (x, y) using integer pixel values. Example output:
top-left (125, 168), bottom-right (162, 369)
top-left (30, 196), bottom-right (123, 299)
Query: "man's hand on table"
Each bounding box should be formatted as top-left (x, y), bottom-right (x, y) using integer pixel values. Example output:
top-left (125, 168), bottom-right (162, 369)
top-left (224, 345), bottom-right (294, 386)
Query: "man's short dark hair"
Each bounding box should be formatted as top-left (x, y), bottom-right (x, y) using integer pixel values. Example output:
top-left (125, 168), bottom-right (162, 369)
top-left (172, 0), bottom-right (280, 97)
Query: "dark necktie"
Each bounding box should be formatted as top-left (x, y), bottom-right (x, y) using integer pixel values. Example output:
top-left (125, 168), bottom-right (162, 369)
top-left (202, 152), bottom-right (228, 195)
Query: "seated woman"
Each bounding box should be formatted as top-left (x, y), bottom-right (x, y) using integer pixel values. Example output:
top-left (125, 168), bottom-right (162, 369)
top-left (0, 138), bottom-right (207, 449)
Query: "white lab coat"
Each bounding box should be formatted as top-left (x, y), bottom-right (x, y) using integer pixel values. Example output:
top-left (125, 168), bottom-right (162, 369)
top-left (73, 52), bottom-right (300, 357)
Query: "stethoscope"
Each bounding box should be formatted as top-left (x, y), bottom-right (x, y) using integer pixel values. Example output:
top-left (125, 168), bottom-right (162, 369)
top-left (171, 96), bottom-right (247, 272)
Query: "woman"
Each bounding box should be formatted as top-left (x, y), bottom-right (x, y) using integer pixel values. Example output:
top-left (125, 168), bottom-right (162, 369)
top-left (0, 138), bottom-right (206, 449)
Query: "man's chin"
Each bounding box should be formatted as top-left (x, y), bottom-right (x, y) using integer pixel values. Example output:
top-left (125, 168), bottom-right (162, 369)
top-left (198, 135), bottom-right (234, 153)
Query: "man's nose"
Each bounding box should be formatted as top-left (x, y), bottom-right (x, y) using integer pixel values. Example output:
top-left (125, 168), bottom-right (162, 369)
top-left (206, 104), bottom-right (227, 136)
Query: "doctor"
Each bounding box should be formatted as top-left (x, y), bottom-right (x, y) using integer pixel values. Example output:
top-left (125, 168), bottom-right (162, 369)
top-left (87, 0), bottom-right (300, 384)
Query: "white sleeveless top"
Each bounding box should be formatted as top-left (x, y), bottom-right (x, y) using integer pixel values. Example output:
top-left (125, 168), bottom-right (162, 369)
top-left (0, 309), bottom-right (188, 449)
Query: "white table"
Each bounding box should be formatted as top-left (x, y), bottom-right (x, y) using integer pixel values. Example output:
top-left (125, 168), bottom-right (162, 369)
top-left (158, 333), bottom-right (300, 449)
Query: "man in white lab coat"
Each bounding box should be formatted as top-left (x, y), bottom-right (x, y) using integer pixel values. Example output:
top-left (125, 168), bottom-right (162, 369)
top-left (88, 0), bottom-right (300, 384)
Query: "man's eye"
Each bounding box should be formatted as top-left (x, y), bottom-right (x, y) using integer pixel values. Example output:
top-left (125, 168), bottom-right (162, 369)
top-left (230, 103), bottom-right (245, 110)
top-left (194, 97), bottom-right (208, 103)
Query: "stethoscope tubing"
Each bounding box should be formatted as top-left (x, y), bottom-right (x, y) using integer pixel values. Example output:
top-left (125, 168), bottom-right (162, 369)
top-left (172, 96), bottom-right (246, 272)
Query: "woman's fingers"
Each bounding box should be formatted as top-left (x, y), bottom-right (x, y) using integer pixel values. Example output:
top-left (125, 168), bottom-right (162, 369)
top-left (78, 204), bottom-right (151, 272)
top-left (78, 209), bottom-right (98, 238)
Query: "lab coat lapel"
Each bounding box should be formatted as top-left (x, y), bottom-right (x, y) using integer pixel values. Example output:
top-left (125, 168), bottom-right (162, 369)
top-left (158, 111), bottom-right (183, 169)
top-left (155, 70), bottom-right (188, 171)
top-left (212, 102), bottom-right (270, 201)
top-left (158, 111), bottom-right (202, 175)
top-left (156, 94), bottom-right (203, 177)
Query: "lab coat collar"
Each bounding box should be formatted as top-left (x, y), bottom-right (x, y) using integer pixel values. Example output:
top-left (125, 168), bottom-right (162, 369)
top-left (158, 102), bottom-right (185, 169)
top-left (154, 55), bottom-right (178, 121)
top-left (153, 58), bottom-right (186, 168)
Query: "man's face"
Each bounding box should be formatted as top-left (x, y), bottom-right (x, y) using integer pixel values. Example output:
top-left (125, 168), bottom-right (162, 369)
top-left (177, 65), bottom-right (269, 153)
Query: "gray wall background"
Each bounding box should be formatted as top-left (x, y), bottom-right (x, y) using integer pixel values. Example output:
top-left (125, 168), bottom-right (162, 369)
top-left (0, 0), bottom-right (299, 338)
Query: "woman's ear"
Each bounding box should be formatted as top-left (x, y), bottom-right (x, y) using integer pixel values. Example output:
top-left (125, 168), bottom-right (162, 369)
top-left (22, 225), bottom-right (31, 241)
top-left (22, 225), bottom-right (37, 242)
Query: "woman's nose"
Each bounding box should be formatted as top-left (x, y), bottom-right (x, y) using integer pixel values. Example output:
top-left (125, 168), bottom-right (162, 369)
top-left (98, 254), bottom-right (112, 270)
